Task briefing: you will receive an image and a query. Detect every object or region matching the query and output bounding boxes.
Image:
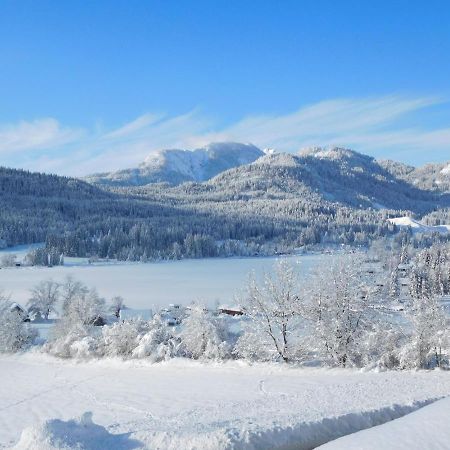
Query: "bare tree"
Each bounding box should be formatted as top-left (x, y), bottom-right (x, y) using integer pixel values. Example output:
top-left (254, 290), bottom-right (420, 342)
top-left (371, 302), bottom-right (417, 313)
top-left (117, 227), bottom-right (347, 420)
top-left (109, 296), bottom-right (125, 318)
top-left (305, 256), bottom-right (377, 367)
top-left (27, 280), bottom-right (60, 320)
top-left (236, 260), bottom-right (303, 362)
top-left (60, 275), bottom-right (89, 315)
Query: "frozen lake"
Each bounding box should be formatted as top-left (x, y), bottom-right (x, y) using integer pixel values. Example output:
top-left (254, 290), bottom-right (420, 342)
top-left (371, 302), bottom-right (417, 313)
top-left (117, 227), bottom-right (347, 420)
top-left (0, 249), bottom-right (331, 309)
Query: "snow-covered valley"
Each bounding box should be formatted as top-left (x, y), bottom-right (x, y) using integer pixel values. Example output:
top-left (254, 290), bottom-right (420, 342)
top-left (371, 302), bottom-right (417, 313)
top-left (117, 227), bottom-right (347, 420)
top-left (1, 353), bottom-right (449, 450)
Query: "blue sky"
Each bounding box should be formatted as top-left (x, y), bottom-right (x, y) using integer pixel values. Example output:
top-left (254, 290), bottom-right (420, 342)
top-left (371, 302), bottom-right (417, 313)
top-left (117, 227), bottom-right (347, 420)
top-left (0, 0), bottom-right (449, 175)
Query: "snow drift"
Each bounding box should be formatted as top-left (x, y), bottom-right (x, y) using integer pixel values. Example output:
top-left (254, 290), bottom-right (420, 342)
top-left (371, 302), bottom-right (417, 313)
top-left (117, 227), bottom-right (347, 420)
top-left (319, 396), bottom-right (450, 449)
top-left (12, 412), bottom-right (142, 450)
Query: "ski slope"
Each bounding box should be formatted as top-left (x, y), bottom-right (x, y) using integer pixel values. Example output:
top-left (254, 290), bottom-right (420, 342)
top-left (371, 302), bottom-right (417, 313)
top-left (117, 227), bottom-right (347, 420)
top-left (1, 353), bottom-right (449, 449)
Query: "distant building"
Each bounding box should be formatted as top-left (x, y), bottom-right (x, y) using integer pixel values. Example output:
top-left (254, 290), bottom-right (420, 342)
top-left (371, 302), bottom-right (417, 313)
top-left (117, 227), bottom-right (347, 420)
top-left (218, 305), bottom-right (244, 316)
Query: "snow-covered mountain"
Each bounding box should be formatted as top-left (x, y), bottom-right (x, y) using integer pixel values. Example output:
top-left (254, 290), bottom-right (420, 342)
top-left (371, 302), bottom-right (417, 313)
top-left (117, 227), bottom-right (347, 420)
top-left (86, 142), bottom-right (450, 196)
top-left (204, 147), bottom-right (445, 213)
top-left (1, 146), bottom-right (450, 261)
top-left (85, 142), bottom-right (264, 186)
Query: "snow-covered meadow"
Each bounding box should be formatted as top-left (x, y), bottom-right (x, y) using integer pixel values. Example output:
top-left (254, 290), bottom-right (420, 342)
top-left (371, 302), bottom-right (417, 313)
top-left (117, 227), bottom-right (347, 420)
top-left (0, 247), bottom-right (326, 309)
top-left (1, 244), bottom-right (449, 449)
top-left (1, 353), bottom-right (449, 450)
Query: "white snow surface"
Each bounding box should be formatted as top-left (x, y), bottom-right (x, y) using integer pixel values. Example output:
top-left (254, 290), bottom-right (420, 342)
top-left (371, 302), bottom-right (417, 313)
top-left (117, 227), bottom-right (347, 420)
top-left (440, 163), bottom-right (450, 175)
top-left (1, 354), bottom-right (450, 449)
top-left (319, 395), bottom-right (450, 450)
top-left (11, 412), bottom-right (140, 450)
top-left (389, 217), bottom-right (450, 234)
top-left (141, 142), bottom-right (263, 182)
top-left (0, 253), bottom-right (325, 310)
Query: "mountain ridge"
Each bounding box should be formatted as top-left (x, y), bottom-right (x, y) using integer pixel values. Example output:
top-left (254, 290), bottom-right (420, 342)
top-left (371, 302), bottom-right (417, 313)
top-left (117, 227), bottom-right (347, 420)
top-left (85, 143), bottom-right (450, 195)
top-left (85, 142), bottom-right (264, 186)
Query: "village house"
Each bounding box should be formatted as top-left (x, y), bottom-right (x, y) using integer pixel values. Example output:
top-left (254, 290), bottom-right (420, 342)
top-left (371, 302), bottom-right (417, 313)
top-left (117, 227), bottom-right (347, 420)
top-left (9, 303), bottom-right (30, 322)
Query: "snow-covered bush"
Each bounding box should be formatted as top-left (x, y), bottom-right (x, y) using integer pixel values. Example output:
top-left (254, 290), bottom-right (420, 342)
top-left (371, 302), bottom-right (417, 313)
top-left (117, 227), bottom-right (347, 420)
top-left (46, 281), bottom-right (106, 358)
top-left (359, 324), bottom-right (405, 369)
top-left (46, 323), bottom-right (99, 358)
top-left (0, 253), bottom-right (16, 267)
top-left (0, 298), bottom-right (37, 353)
top-left (234, 321), bottom-right (275, 361)
top-left (101, 319), bottom-right (149, 358)
top-left (179, 305), bottom-right (231, 360)
top-left (67, 335), bottom-right (99, 359)
top-left (399, 295), bottom-right (448, 369)
top-left (133, 315), bottom-right (180, 362)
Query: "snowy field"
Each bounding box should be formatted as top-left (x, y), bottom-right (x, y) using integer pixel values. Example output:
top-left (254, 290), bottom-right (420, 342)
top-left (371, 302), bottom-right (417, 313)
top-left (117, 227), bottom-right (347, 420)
top-left (0, 247), bottom-right (327, 309)
top-left (1, 353), bottom-right (449, 450)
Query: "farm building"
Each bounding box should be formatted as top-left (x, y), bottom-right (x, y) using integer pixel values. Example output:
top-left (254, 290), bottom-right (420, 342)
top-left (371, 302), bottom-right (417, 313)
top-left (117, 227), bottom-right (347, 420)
top-left (9, 303), bottom-right (30, 321)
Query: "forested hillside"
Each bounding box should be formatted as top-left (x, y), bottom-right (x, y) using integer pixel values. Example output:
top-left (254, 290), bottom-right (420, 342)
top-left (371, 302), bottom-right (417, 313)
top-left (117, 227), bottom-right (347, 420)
top-left (380, 158), bottom-right (450, 193)
top-left (0, 147), bottom-right (449, 261)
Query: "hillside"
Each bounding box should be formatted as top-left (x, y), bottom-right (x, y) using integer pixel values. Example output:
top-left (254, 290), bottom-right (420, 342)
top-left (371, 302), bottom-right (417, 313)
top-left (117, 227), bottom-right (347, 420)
top-left (169, 148), bottom-right (446, 214)
top-left (86, 144), bottom-right (449, 213)
top-left (379, 159), bottom-right (450, 193)
top-left (296, 148), bottom-right (445, 212)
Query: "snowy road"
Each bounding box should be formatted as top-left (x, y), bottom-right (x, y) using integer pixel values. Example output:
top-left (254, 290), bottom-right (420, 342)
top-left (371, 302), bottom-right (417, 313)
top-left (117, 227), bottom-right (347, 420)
top-left (1, 354), bottom-right (450, 449)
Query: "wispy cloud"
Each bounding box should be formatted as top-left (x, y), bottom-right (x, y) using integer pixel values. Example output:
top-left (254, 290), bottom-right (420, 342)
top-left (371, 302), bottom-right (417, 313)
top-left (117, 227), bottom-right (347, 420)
top-left (0, 118), bottom-right (83, 154)
top-left (103, 113), bottom-right (164, 139)
top-left (197, 96), bottom-right (440, 144)
top-left (2, 95), bottom-right (450, 175)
